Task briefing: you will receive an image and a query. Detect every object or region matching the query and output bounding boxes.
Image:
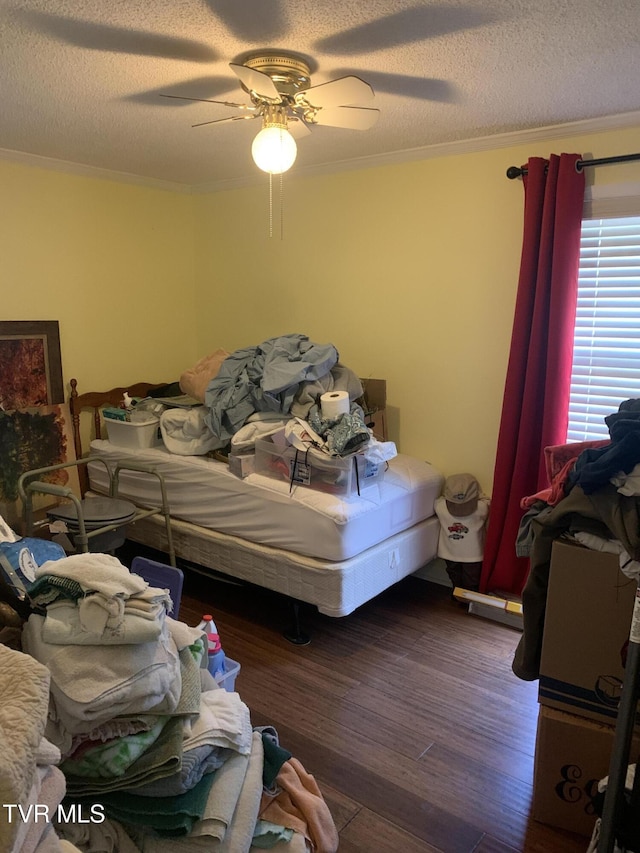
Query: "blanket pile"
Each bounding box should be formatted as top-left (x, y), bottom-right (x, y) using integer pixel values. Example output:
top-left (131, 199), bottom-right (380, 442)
top-left (0, 643), bottom-right (66, 852)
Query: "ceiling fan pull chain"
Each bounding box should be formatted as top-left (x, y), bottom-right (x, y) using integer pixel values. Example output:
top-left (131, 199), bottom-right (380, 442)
top-left (269, 173), bottom-right (273, 239)
top-left (280, 173), bottom-right (284, 241)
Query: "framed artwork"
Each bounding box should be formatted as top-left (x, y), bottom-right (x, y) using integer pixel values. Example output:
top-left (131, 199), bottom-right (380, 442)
top-left (0, 321), bottom-right (64, 410)
top-left (0, 403), bottom-right (80, 530)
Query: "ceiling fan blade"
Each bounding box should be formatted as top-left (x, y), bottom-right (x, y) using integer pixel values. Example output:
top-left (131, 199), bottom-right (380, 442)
top-left (160, 94), bottom-right (255, 111)
top-left (314, 106), bottom-right (380, 131)
top-left (287, 117), bottom-right (312, 139)
top-left (298, 76), bottom-right (374, 109)
top-left (230, 64), bottom-right (280, 100)
top-left (127, 76), bottom-right (238, 107)
top-left (192, 114), bottom-right (259, 129)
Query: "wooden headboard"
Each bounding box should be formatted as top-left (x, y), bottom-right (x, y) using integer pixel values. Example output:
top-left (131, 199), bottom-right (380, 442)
top-left (69, 378), bottom-right (166, 492)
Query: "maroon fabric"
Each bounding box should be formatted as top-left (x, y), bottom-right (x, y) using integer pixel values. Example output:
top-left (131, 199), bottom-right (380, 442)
top-left (480, 153), bottom-right (585, 595)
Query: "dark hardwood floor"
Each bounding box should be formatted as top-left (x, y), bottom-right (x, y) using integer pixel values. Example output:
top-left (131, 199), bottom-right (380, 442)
top-left (128, 546), bottom-right (589, 852)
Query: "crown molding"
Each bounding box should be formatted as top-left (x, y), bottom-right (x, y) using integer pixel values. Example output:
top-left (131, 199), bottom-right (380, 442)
top-left (0, 146), bottom-right (191, 193)
top-left (2, 109), bottom-right (640, 195)
top-left (193, 109), bottom-right (640, 193)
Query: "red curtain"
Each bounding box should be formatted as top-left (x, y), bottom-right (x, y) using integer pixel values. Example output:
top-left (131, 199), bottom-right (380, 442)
top-left (479, 153), bottom-right (585, 596)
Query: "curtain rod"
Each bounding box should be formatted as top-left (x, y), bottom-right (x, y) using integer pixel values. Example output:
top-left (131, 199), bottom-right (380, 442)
top-left (506, 152), bottom-right (640, 179)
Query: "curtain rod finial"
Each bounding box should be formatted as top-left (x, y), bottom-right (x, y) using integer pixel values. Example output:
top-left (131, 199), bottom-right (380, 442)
top-left (506, 166), bottom-right (523, 180)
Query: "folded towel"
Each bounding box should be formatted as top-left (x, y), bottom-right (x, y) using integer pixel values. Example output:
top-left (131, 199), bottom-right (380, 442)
top-left (188, 738), bottom-right (251, 843)
top-left (95, 768), bottom-right (217, 836)
top-left (64, 716), bottom-right (184, 796)
top-left (131, 731), bottom-right (264, 853)
top-left (47, 643), bottom-right (193, 757)
top-left (31, 554), bottom-right (163, 635)
top-left (61, 719), bottom-right (167, 779)
top-left (68, 717), bottom-right (159, 757)
top-left (131, 742), bottom-right (229, 798)
top-left (35, 553), bottom-right (148, 597)
top-left (143, 644), bottom-right (201, 718)
top-left (183, 688), bottom-right (252, 755)
top-left (42, 598), bottom-right (166, 645)
top-left (23, 615), bottom-right (181, 734)
top-left (213, 731), bottom-right (264, 852)
top-left (172, 643), bottom-right (204, 715)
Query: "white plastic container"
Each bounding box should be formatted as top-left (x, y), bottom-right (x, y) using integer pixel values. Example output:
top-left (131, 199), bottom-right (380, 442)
top-left (104, 416), bottom-right (161, 449)
top-left (215, 657), bottom-right (240, 692)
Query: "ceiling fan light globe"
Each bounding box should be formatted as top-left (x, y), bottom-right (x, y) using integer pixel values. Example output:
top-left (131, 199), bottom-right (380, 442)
top-left (251, 126), bottom-right (297, 174)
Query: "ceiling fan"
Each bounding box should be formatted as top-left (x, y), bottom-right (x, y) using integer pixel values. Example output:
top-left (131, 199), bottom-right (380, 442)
top-left (160, 51), bottom-right (379, 173)
top-left (15, 3), bottom-right (500, 177)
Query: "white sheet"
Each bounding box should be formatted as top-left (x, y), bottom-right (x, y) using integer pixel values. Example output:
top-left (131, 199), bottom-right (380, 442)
top-left (88, 440), bottom-right (443, 563)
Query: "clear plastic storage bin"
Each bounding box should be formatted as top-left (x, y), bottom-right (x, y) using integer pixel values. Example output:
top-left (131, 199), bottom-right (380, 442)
top-left (215, 657), bottom-right (241, 692)
top-left (254, 435), bottom-right (383, 497)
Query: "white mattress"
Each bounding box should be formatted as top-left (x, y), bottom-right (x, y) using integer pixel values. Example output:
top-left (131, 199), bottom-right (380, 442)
top-left (120, 511), bottom-right (441, 617)
top-left (88, 440), bottom-right (443, 563)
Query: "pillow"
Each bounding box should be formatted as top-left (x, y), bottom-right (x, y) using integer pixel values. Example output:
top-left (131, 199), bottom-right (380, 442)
top-left (0, 538), bottom-right (66, 588)
top-left (179, 349), bottom-right (230, 403)
top-left (0, 538), bottom-right (66, 613)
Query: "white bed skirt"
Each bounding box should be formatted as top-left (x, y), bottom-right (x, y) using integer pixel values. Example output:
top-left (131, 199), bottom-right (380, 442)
top-left (122, 511), bottom-right (441, 617)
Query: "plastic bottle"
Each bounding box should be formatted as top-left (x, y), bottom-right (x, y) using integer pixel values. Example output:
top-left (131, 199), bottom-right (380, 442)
top-left (197, 614), bottom-right (226, 679)
top-left (206, 632), bottom-right (226, 680)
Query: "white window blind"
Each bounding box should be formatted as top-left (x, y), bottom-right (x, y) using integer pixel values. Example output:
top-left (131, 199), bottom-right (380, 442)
top-left (567, 215), bottom-right (640, 442)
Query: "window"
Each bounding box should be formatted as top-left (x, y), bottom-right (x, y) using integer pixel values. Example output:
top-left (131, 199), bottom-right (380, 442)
top-left (567, 215), bottom-right (640, 441)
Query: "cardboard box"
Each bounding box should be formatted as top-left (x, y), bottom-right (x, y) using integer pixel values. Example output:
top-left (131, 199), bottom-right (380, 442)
top-left (228, 452), bottom-right (255, 479)
top-left (359, 378), bottom-right (387, 442)
top-left (538, 539), bottom-right (636, 726)
top-left (533, 705), bottom-right (640, 837)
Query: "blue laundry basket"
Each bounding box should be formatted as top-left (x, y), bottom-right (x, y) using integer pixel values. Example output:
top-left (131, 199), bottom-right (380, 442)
top-left (131, 555), bottom-right (184, 618)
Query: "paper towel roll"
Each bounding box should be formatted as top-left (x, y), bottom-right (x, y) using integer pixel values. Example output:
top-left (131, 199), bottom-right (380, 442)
top-left (320, 390), bottom-right (350, 419)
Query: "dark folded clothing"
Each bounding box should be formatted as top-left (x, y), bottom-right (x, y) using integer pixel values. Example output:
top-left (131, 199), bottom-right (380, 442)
top-left (90, 769), bottom-right (217, 836)
top-left (568, 431), bottom-right (640, 494)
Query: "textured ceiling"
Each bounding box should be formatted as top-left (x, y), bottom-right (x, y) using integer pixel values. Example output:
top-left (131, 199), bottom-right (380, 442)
top-left (1, 0), bottom-right (640, 189)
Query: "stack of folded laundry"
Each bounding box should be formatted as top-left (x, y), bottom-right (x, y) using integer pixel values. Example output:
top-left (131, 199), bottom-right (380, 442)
top-left (15, 551), bottom-right (337, 853)
top-left (18, 553), bottom-right (256, 850)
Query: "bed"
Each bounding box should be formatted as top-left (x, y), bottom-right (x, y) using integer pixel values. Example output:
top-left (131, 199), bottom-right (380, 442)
top-left (70, 378), bottom-right (444, 618)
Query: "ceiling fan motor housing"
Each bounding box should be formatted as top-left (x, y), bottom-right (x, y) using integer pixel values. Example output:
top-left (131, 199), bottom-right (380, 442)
top-left (243, 53), bottom-right (311, 99)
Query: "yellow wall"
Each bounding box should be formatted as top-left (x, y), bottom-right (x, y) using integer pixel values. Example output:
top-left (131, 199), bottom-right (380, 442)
top-left (2, 124), bottom-right (639, 491)
top-left (1, 160), bottom-right (197, 393)
top-left (193, 124), bottom-right (640, 491)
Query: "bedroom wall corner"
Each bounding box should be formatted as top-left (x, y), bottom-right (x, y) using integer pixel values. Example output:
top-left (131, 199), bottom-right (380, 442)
top-left (0, 159), bottom-right (198, 396)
